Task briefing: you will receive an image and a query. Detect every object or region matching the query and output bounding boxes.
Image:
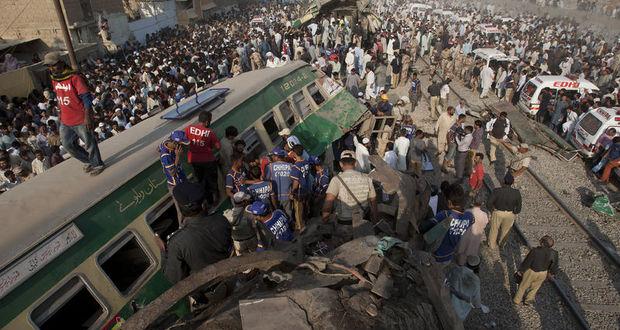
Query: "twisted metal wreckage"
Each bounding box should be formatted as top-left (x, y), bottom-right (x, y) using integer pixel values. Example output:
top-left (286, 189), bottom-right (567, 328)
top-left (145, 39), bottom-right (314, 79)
top-left (123, 156), bottom-right (463, 330)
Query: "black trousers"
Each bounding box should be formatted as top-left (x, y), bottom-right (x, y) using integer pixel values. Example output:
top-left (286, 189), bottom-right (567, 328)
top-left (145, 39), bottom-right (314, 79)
top-left (191, 161), bottom-right (219, 204)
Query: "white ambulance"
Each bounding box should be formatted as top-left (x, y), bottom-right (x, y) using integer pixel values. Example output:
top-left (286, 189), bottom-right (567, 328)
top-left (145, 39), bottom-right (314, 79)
top-left (518, 75), bottom-right (599, 116)
top-left (472, 48), bottom-right (519, 68)
top-left (570, 107), bottom-right (620, 158)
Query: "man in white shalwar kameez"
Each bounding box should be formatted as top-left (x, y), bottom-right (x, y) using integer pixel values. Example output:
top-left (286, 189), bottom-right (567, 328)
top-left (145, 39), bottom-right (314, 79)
top-left (394, 129), bottom-right (410, 172)
top-left (479, 65), bottom-right (495, 99)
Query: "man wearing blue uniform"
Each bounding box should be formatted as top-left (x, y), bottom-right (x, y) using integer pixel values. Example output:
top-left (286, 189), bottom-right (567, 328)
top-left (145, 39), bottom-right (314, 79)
top-left (429, 183), bottom-right (474, 264)
top-left (264, 147), bottom-right (293, 217)
top-left (245, 165), bottom-right (276, 210)
top-left (247, 201), bottom-right (294, 249)
top-left (290, 145), bottom-right (311, 231)
top-left (309, 155), bottom-right (330, 216)
top-left (159, 130), bottom-right (190, 226)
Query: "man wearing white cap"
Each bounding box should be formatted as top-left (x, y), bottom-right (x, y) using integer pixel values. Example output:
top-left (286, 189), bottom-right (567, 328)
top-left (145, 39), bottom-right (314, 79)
top-left (508, 143), bottom-right (531, 178)
top-left (322, 150), bottom-right (378, 242)
top-left (265, 52), bottom-right (280, 68)
top-left (353, 135), bottom-right (371, 173)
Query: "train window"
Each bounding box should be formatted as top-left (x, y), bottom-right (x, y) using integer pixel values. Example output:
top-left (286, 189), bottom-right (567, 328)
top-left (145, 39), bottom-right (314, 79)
top-left (292, 91), bottom-right (312, 117)
top-left (279, 101), bottom-right (296, 127)
top-left (98, 233), bottom-right (152, 295)
top-left (308, 83), bottom-right (325, 106)
top-left (240, 127), bottom-right (267, 161)
top-left (31, 277), bottom-right (106, 330)
top-left (147, 198), bottom-right (179, 240)
top-left (262, 112), bottom-right (281, 143)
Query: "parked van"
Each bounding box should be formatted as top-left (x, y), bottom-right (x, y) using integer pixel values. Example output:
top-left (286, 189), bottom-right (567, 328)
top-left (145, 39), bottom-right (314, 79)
top-left (570, 107), bottom-right (620, 157)
top-left (518, 75), bottom-right (600, 116)
top-left (472, 48), bottom-right (519, 68)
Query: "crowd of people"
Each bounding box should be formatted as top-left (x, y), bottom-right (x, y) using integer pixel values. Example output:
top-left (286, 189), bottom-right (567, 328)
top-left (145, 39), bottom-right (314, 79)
top-left (0, 0), bottom-right (612, 316)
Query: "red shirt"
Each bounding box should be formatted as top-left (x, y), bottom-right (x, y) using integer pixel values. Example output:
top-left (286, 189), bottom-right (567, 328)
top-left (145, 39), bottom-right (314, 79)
top-left (469, 163), bottom-right (485, 190)
top-left (184, 123), bottom-right (220, 163)
top-left (52, 74), bottom-right (90, 126)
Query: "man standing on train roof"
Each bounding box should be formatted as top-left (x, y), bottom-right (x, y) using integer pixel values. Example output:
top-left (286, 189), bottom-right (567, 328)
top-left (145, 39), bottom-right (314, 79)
top-left (44, 51), bottom-right (105, 175)
top-left (185, 111), bottom-right (221, 205)
top-left (159, 130), bottom-right (190, 226)
top-left (162, 182), bottom-right (232, 284)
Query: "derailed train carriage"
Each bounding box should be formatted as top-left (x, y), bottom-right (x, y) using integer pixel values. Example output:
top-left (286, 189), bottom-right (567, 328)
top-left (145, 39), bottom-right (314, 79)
top-left (0, 62), bottom-right (370, 329)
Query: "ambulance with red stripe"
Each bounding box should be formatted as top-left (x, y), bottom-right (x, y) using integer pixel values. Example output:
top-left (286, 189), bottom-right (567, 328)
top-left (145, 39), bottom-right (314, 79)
top-left (570, 107), bottom-right (620, 158)
top-left (518, 75), bottom-right (599, 116)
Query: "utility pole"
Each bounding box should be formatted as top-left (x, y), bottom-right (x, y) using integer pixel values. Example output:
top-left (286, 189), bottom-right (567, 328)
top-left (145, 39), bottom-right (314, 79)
top-left (52, 0), bottom-right (79, 70)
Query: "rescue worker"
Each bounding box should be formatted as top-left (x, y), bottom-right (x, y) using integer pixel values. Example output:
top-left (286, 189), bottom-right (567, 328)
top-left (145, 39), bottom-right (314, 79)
top-left (184, 111), bottom-right (221, 205)
top-left (44, 51), bottom-right (105, 175)
top-left (322, 150), bottom-right (378, 242)
top-left (247, 200), bottom-right (294, 249)
top-left (162, 182), bottom-right (232, 284)
top-left (309, 155), bottom-right (330, 215)
top-left (159, 130), bottom-right (190, 226)
top-left (264, 147), bottom-right (293, 218)
top-left (290, 145), bottom-right (311, 231)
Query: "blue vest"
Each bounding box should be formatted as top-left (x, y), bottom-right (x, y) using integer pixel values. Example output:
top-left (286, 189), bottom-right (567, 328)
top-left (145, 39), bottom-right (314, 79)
top-left (291, 160), bottom-right (312, 199)
top-left (433, 210), bottom-right (474, 262)
top-left (265, 161), bottom-right (292, 201)
top-left (247, 181), bottom-right (273, 206)
top-left (264, 210), bottom-right (293, 241)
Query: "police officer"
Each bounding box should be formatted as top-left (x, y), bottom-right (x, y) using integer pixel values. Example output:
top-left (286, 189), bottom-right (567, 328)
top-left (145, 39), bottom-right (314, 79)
top-left (321, 150), bottom-right (378, 242)
top-left (161, 182), bottom-right (232, 284)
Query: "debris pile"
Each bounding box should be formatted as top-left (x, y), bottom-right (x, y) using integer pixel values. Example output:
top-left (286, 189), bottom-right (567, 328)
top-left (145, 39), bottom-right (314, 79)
top-left (154, 233), bottom-right (461, 330)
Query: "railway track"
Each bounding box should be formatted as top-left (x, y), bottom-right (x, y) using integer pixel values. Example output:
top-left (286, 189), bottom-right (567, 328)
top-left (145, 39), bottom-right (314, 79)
top-left (413, 57), bottom-right (620, 329)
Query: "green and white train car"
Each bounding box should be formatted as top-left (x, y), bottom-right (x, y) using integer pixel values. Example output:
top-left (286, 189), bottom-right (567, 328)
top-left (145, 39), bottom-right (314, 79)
top-left (0, 61), bottom-right (366, 329)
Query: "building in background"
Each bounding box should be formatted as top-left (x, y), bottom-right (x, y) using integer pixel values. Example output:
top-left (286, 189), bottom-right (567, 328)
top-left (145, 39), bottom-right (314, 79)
top-left (176, 0), bottom-right (247, 25)
top-left (0, 0), bottom-right (177, 49)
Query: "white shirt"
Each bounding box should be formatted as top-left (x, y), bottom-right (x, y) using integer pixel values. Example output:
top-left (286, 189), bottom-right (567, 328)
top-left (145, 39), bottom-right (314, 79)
top-left (266, 57), bottom-right (281, 68)
top-left (456, 133), bottom-right (473, 152)
top-left (455, 103), bottom-right (467, 117)
top-left (365, 70), bottom-right (376, 99)
top-left (31, 157), bottom-right (50, 175)
top-left (394, 136), bottom-right (411, 172)
top-left (383, 150), bottom-right (398, 170)
top-left (440, 84), bottom-right (450, 99)
top-left (353, 136), bottom-right (370, 172)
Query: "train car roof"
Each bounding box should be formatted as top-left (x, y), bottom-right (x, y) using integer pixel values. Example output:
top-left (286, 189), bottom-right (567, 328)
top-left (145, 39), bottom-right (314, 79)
top-left (0, 61), bottom-right (309, 269)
